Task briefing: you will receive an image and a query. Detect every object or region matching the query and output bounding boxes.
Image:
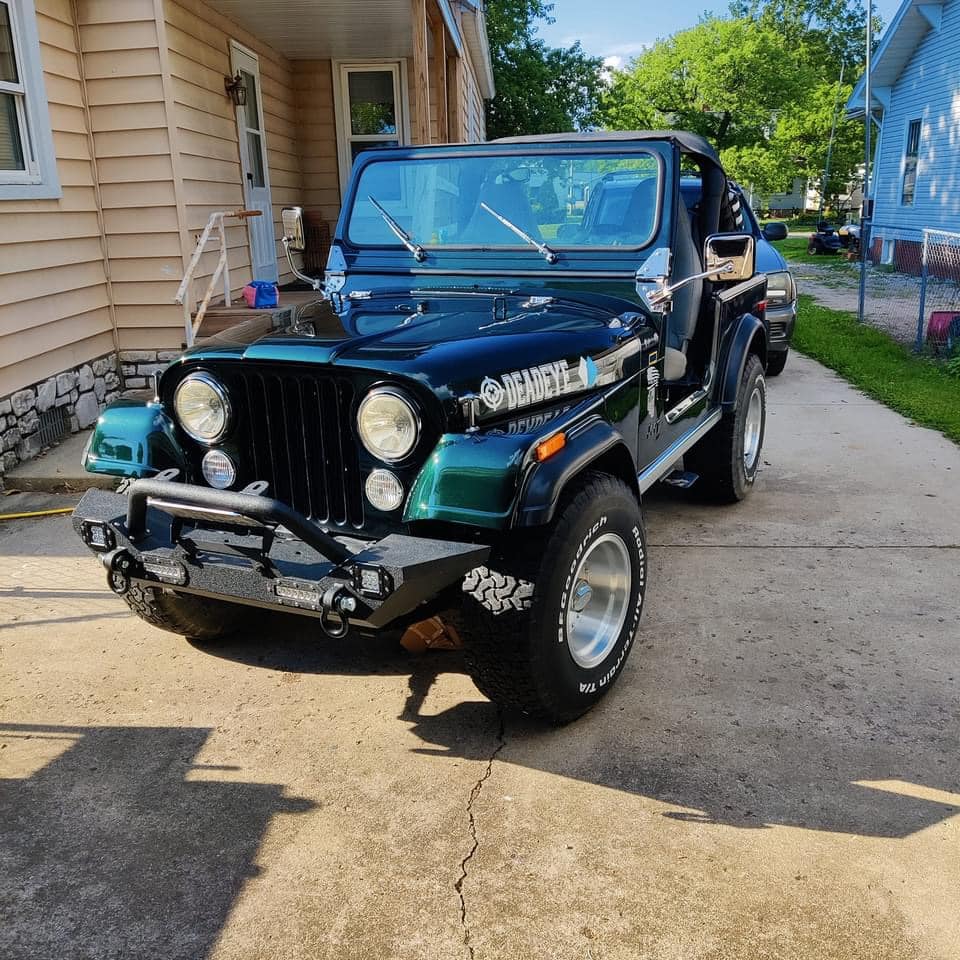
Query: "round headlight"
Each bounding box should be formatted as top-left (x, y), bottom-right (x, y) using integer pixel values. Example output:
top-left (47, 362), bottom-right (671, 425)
top-left (174, 372), bottom-right (230, 443)
top-left (357, 388), bottom-right (419, 461)
top-left (365, 469), bottom-right (405, 512)
top-left (201, 449), bottom-right (237, 489)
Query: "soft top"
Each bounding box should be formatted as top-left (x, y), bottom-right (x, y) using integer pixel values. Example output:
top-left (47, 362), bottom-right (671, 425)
top-left (494, 130), bottom-right (721, 167)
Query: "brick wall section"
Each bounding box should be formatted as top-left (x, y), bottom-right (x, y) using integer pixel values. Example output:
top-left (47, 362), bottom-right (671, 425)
top-left (0, 352), bottom-right (122, 481)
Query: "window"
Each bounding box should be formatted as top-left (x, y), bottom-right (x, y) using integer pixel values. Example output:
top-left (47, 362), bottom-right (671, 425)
top-left (334, 62), bottom-right (407, 191)
top-left (901, 118), bottom-right (922, 206)
top-left (0, 0), bottom-right (59, 199)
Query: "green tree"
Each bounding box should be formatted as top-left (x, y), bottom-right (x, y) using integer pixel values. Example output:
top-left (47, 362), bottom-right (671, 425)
top-left (485, 0), bottom-right (605, 139)
top-left (602, 14), bottom-right (866, 208)
top-left (770, 76), bottom-right (864, 210)
top-left (602, 18), bottom-right (813, 152)
top-left (729, 0), bottom-right (869, 66)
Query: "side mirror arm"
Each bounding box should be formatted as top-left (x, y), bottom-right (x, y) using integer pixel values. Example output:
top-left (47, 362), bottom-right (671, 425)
top-left (647, 260), bottom-right (734, 306)
top-left (282, 236), bottom-right (325, 293)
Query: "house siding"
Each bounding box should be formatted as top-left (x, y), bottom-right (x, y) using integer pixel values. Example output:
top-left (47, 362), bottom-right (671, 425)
top-left (459, 39), bottom-right (485, 142)
top-left (0, 0), bottom-right (114, 399)
top-left (160, 0), bottom-right (302, 350)
top-left (294, 59), bottom-right (340, 242)
top-left (872, 0), bottom-right (960, 244)
top-left (78, 0), bottom-right (183, 353)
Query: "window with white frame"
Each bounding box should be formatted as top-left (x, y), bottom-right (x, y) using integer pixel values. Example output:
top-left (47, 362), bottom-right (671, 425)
top-left (334, 62), bottom-right (408, 192)
top-left (0, 0), bottom-right (59, 198)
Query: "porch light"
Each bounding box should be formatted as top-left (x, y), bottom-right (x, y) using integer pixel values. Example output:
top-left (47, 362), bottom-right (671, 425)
top-left (224, 72), bottom-right (247, 106)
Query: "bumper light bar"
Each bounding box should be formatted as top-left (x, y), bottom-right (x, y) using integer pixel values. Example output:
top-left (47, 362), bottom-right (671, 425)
top-left (141, 554), bottom-right (188, 585)
top-left (275, 579), bottom-right (322, 611)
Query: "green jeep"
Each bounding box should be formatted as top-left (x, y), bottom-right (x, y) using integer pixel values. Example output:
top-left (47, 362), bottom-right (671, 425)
top-left (73, 131), bottom-right (768, 723)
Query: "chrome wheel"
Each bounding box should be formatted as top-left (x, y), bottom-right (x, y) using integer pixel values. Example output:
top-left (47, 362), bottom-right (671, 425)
top-left (742, 383), bottom-right (763, 471)
top-left (564, 532), bottom-right (631, 669)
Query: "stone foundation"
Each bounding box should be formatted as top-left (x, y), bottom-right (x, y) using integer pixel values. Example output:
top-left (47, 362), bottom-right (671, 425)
top-left (119, 349), bottom-right (181, 389)
top-left (0, 353), bottom-right (123, 482)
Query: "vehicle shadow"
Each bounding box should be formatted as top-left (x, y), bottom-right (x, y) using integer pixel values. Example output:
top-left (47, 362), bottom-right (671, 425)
top-left (0, 722), bottom-right (314, 960)
top-left (209, 616), bottom-right (960, 841)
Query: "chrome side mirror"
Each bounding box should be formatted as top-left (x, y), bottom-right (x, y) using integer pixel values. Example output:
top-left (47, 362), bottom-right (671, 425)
top-left (281, 205), bottom-right (323, 292)
top-left (704, 233), bottom-right (755, 282)
top-left (281, 206), bottom-right (306, 252)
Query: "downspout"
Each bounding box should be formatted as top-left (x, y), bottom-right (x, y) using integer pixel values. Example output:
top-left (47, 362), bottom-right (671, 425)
top-left (70, 0), bottom-right (122, 371)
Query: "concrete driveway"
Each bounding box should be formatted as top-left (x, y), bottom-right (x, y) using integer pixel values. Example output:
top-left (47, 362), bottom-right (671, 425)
top-left (2, 354), bottom-right (958, 960)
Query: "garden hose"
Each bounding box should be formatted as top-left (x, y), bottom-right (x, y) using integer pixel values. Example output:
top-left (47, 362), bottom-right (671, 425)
top-left (0, 507), bottom-right (75, 521)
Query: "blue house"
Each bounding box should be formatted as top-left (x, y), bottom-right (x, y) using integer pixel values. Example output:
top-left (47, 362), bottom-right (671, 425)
top-left (847, 0), bottom-right (960, 270)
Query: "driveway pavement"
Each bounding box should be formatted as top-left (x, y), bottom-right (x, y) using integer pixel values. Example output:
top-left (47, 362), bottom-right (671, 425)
top-left (1, 353), bottom-right (958, 960)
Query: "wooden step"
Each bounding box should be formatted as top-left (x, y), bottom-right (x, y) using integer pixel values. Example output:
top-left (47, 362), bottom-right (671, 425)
top-left (188, 302), bottom-right (297, 344)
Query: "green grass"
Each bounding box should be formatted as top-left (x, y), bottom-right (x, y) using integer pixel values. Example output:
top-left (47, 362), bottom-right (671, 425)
top-left (793, 295), bottom-right (960, 444)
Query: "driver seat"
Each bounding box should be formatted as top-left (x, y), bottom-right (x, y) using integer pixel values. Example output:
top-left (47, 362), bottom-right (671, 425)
top-left (464, 177), bottom-right (540, 244)
top-left (664, 202), bottom-right (703, 381)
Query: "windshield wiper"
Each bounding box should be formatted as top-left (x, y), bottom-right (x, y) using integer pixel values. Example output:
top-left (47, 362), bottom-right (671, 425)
top-left (367, 196), bottom-right (425, 262)
top-left (479, 202), bottom-right (558, 264)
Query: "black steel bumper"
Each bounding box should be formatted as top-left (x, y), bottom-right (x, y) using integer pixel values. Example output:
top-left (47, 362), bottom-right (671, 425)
top-left (72, 479), bottom-right (489, 633)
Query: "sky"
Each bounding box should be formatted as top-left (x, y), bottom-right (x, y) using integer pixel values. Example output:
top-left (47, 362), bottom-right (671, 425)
top-left (538, 0), bottom-right (904, 71)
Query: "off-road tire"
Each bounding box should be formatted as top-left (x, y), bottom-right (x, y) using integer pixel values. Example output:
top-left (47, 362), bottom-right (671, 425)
top-left (686, 353), bottom-right (766, 503)
top-left (459, 472), bottom-right (646, 724)
top-left (122, 583), bottom-right (247, 642)
top-left (766, 349), bottom-right (788, 376)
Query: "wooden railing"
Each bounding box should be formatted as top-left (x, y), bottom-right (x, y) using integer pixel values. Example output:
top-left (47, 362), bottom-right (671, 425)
top-left (174, 208), bottom-right (261, 346)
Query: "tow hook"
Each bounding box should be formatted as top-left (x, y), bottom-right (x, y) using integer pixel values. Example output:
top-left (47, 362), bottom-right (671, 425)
top-left (318, 585), bottom-right (356, 639)
top-left (102, 548), bottom-right (137, 596)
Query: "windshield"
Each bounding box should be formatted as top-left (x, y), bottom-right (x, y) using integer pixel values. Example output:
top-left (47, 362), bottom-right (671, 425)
top-left (346, 151), bottom-right (661, 253)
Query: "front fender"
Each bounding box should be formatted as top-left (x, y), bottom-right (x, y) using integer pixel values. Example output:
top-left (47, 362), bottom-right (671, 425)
top-left (720, 312), bottom-right (767, 409)
top-left (404, 432), bottom-right (529, 529)
top-left (83, 399), bottom-right (187, 478)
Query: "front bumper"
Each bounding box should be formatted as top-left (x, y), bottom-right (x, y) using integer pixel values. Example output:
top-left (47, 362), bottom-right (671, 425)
top-left (766, 300), bottom-right (797, 353)
top-left (73, 479), bottom-right (489, 633)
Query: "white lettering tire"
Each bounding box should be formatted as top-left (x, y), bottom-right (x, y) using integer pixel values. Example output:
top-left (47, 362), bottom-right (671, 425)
top-left (459, 471), bottom-right (646, 724)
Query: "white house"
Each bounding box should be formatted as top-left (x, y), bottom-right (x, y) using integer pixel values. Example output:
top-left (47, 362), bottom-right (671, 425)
top-left (847, 0), bottom-right (960, 269)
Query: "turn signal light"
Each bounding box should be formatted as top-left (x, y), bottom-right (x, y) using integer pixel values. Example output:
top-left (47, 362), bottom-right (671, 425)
top-left (535, 431), bottom-right (566, 462)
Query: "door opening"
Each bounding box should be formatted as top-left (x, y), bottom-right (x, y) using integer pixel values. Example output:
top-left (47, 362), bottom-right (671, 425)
top-left (230, 41), bottom-right (277, 283)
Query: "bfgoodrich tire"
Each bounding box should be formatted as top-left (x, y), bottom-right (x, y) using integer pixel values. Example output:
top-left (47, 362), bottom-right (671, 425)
top-left (123, 583), bottom-right (247, 642)
top-left (686, 353), bottom-right (766, 502)
top-left (766, 349), bottom-right (788, 376)
top-left (459, 472), bottom-right (646, 724)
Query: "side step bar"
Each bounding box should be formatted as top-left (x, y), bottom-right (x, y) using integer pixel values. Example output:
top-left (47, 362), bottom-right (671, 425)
top-left (637, 409), bottom-right (721, 494)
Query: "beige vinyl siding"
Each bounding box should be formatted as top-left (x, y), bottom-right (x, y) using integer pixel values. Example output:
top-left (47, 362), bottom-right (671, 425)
top-left (460, 52), bottom-right (485, 143)
top-left (294, 59), bottom-right (340, 241)
top-left (77, 0), bottom-right (182, 351)
top-left (163, 0), bottom-right (301, 312)
top-left (0, 0), bottom-right (113, 397)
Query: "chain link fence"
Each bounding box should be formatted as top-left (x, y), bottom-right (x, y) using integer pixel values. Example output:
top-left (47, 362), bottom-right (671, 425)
top-left (858, 225), bottom-right (960, 355)
top-left (914, 229), bottom-right (960, 354)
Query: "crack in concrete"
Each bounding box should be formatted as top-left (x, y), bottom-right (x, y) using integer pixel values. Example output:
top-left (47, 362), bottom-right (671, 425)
top-left (455, 709), bottom-right (506, 960)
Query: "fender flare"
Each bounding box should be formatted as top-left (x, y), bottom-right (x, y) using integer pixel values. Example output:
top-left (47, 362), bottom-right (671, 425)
top-left (720, 313), bottom-right (767, 409)
top-left (514, 417), bottom-right (637, 528)
top-left (82, 399), bottom-right (187, 478)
